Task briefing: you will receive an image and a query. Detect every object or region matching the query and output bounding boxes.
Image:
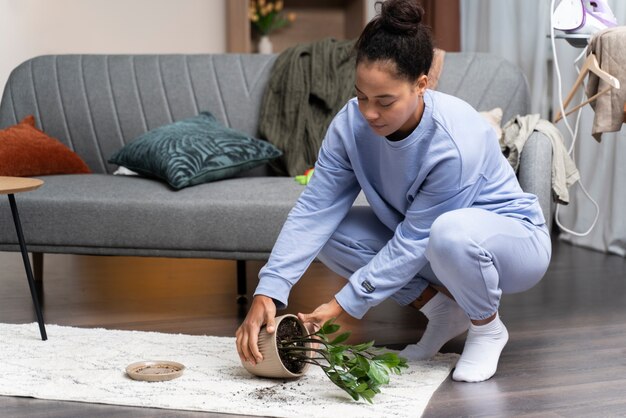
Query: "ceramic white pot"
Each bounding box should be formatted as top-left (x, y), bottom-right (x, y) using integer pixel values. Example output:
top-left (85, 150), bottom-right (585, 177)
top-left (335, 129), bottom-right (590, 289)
top-left (258, 35), bottom-right (273, 54)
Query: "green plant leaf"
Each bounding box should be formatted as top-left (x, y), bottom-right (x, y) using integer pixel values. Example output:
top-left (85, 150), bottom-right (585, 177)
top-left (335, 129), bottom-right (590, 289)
top-left (367, 360), bottom-right (390, 385)
top-left (319, 319), bottom-right (341, 335)
top-left (350, 340), bottom-right (374, 352)
top-left (372, 352), bottom-right (406, 370)
top-left (330, 332), bottom-right (350, 345)
top-left (328, 345), bottom-right (346, 355)
top-left (356, 355), bottom-right (370, 372)
top-left (349, 367), bottom-right (367, 378)
top-left (354, 382), bottom-right (369, 393)
top-left (348, 359), bottom-right (367, 378)
top-left (274, 318), bottom-right (407, 403)
top-left (372, 352), bottom-right (398, 362)
top-left (360, 388), bottom-right (377, 404)
top-left (330, 351), bottom-right (344, 367)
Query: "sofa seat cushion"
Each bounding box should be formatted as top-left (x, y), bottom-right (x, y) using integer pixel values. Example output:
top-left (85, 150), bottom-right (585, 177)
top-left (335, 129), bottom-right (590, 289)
top-left (0, 174), bottom-right (365, 257)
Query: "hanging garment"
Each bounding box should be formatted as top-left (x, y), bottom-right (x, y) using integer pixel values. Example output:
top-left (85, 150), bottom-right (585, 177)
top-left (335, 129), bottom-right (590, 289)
top-left (586, 26), bottom-right (626, 141)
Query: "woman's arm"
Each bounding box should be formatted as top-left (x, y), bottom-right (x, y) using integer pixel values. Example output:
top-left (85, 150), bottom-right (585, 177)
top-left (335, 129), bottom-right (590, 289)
top-left (254, 122), bottom-right (361, 308)
top-left (236, 118), bottom-right (360, 363)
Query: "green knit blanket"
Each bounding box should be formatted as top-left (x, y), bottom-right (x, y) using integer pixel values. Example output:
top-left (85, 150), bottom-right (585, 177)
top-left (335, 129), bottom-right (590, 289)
top-left (258, 38), bottom-right (357, 176)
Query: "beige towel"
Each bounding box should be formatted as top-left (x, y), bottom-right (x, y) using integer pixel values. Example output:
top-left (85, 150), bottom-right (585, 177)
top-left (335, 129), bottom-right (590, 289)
top-left (586, 26), bottom-right (626, 142)
top-left (502, 114), bottom-right (580, 205)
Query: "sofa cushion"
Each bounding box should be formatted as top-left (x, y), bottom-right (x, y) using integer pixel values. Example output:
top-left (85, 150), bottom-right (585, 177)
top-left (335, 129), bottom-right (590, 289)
top-left (0, 115), bottom-right (91, 176)
top-left (108, 112), bottom-right (282, 189)
top-left (0, 174), bottom-right (364, 258)
top-left (0, 174), bottom-right (370, 258)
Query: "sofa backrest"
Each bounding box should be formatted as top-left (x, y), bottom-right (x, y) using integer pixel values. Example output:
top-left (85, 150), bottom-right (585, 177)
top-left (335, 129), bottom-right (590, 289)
top-left (0, 54), bottom-right (276, 174)
top-left (437, 53), bottom-right (530, 123)
top-left (0, 52), bottom-right (529, 174)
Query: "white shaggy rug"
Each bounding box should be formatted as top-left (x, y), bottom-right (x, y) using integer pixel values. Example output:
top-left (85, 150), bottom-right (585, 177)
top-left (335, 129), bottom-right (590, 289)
top-left (0, 323), bottom-right (458, 417)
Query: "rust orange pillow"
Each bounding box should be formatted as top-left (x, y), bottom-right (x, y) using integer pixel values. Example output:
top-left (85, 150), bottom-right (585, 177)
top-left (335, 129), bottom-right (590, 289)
top-left (0, 115), bottom-right (91, 176)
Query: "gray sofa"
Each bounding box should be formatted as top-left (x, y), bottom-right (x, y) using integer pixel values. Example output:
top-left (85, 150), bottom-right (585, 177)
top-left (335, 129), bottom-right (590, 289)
top-left (0, 52), bottom-right (552, 301)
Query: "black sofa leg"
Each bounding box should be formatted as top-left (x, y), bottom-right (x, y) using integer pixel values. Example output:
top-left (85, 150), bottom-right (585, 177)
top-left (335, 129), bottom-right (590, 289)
top-left (236, 260), bottom-right (248, 304)
top-left (32, 252), bottom-right (44, 303)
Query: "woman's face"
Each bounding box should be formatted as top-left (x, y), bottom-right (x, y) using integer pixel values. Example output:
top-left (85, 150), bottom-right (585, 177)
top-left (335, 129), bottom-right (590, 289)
top-left (355, 60), bottom-right (428, 139)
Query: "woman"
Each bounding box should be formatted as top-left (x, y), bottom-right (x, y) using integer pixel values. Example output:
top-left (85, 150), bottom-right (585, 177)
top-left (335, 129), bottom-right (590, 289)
top-left (236, 0), bottom-right (551, 383)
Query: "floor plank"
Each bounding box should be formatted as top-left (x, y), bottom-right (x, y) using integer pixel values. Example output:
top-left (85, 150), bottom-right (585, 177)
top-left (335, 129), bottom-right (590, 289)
top-left (1, 235), bottom-right (625, 416)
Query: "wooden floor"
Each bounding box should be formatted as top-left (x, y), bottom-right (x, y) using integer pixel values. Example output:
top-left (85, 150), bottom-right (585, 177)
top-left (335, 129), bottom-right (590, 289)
top-left (1, 235), bottom-right (626, 417)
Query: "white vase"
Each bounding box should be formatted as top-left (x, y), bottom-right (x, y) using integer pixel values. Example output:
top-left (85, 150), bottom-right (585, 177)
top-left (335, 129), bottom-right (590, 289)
top-left (258, 35), bottom-right (273, 54)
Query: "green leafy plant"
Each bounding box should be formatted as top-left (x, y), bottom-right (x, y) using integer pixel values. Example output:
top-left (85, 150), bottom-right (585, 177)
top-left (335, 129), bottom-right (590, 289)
top-left (277, 318), bottom-right (408, 403)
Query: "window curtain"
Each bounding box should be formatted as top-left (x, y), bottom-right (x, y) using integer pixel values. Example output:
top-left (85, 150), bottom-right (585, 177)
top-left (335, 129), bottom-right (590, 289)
top-left (461, 0), bottom-right (626, 257)
top-left (460, 0), bottom-right (552, 117)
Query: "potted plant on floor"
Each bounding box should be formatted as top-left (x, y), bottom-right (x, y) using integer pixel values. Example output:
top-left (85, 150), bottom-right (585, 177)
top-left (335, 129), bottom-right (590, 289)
top-left (241, 314), bottom-right (408, 403)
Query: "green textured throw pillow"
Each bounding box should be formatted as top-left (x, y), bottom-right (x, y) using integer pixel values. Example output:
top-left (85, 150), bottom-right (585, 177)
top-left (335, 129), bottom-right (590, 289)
top-left (108, 112), bottom-right (282, 189)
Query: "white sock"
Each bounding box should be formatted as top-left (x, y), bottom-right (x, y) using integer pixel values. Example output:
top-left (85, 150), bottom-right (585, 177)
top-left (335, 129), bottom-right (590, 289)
top-left (452, 313), bottom-right (509, 382)
top-left (400, 292), bottom-right (470, 361)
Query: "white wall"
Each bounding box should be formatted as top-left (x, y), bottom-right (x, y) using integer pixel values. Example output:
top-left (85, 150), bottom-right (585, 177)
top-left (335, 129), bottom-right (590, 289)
top-left (0, 0), bottom-right (226, 98)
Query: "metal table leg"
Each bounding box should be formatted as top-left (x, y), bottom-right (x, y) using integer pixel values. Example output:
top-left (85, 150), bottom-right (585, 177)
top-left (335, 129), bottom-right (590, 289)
top-left (8, 194), bottom-right (47, 341)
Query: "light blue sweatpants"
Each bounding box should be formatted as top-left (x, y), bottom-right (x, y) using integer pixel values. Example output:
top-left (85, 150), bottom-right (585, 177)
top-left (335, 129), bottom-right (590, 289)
top-left (317, 206), bottom-right (552, 320)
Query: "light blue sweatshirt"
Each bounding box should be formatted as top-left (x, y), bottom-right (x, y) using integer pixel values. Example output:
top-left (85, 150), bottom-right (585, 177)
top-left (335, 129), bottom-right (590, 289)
top-left (255, 90), bottom-right (545, 319)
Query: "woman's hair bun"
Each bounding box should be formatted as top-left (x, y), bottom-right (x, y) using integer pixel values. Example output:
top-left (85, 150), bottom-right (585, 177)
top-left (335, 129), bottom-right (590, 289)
top-left (378, 0), bottom-right (424, 35)
top-left (356, 0), bottom-right (433, 80)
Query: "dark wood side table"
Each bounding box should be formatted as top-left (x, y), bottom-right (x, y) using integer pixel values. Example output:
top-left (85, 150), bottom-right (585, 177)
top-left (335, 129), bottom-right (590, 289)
top-left (0, 176), bottom-right (47, 340)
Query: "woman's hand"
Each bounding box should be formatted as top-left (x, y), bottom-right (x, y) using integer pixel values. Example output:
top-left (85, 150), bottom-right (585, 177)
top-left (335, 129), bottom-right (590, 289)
top-left (298, 298), bottom-right (345, 334)
top-left (235, 295), bottom-right (276, 365)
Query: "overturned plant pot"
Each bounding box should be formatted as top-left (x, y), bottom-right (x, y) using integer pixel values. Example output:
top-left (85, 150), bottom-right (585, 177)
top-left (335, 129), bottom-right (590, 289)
top-left (242, 314), bottom-right (313, 378)
top-left (242, 315), bottom-right (409, 402)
